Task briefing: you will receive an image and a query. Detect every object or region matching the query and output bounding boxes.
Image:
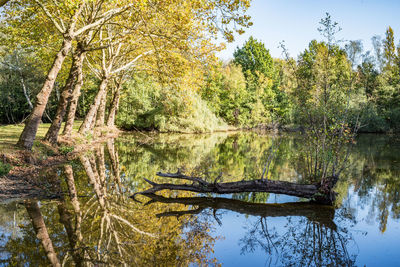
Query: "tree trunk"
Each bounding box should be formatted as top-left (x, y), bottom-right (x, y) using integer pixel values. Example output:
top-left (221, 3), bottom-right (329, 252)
top-left (17, 37), bottom-right (73, 150)
top-left (90, 108), bottom-right (98, 131)
top-left (15, 54), bottom-right (33, 110)
top-left (133, 171), bottom-right (338, 205)
top-left (44, 49), bottom-right (85, 144)
top-left (64, 165), bottom-right (83, 241)
top-left (79, 77), bottom-right (108, 135)
top-left (25, 200), bottom-right (61, 267)
top-left (63, 53), bottom-right (85, 137)
top-left (106, 82), bottom-right (121, 127)
top-left (95, 90), bottom-right (107, 127)
top-left (21, 75), bottom-right (33, 109)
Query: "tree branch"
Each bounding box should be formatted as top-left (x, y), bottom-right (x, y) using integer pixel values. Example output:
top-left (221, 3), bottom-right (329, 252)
top-left (111, 50), bottom-right (153, 74)
top-left (73, 4), bottom-right (135, 36)
top-left (34, 0), bottom-right (65, 33)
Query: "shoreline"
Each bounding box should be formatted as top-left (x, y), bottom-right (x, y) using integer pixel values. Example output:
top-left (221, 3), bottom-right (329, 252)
top-left (0, 128), bottom-right (120, 202)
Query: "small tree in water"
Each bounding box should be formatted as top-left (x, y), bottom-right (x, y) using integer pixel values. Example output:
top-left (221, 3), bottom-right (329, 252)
top-left (284, 13), bottom-right (360, 202)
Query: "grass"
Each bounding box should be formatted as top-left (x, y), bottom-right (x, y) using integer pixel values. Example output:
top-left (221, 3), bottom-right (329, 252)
top-left (0, 121), bottom-right (82, 153)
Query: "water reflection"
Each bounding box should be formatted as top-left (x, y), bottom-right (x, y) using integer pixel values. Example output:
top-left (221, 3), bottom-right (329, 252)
top-left (141, 194), bottom-right (336, 229)
top-left (239, 216), bottom-right (357, 266)
top-left (0, 133), bottom-right (399, 266)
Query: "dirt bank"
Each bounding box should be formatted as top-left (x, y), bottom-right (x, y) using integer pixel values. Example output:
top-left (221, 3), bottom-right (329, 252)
top-left (0, 129), bottom-right (120, 201)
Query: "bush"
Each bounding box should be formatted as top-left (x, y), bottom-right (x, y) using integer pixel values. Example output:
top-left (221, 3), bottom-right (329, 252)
top-left (117, 75), bottom-right (228, 133)
top-left (0, 162), bottom-right (12, 176)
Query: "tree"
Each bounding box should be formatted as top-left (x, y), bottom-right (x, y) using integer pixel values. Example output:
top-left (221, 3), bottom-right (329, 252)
top-left (357, 52), bottom-right (379, 97)
top-left (372, 35), bottom-right (385, 71)
top-left (201, 62), bottom-right (249, 126)
top-left (76, 0), bottom-right (253, 135)
top-left (345, 40), bottom-right (363, 68)
top-left (283, 13), bottom-right (358, 197)
top-left (107, 76), bottom-right (124, 128)
top-left (383, 26), bottom-right (396, 68)
top-left (44, 42), bottom-right (87, 144)
top-left (233, 36), bottom-right (275, 79)
top-left (77, 22), bottom-right (155, 134)
top-left (372, 27), bottom-right (400, 130)
top-left (13, 1), bottom-right (83, 149)
top-left (233, 36), bottom-right (288, 123)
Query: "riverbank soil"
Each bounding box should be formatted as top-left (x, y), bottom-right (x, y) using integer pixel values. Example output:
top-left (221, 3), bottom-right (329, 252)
top-left (0, 123), bottom-right (119, 201)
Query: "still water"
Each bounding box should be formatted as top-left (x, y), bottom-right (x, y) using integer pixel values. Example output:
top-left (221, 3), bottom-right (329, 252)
top-left (0, 132), bottom-right (400, 266)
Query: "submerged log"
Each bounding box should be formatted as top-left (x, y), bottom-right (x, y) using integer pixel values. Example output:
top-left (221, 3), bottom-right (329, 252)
top-left (140, 193), bottom-right (337, 230)
top-left (132, 171), bottom-right (338, 205)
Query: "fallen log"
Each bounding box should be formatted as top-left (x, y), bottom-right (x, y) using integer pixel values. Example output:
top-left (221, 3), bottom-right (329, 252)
top-left (140, 193), bottom-right (337, 230)
top-left (132, 171), bottom-right (338, 205)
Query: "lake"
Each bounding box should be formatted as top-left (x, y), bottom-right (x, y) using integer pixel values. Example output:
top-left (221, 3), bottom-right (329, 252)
top-left (1, 132), bottom-right (400, 266)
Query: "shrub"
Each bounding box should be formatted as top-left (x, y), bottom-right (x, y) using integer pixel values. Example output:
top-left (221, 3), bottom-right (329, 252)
top-left (117, 76), bottom-right (228, 133)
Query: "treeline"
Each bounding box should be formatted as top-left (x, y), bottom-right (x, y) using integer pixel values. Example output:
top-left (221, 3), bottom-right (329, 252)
top-left (1, 5), bottom-right (399, 147)
top-left (200, 26), bottom-right (400, 132)
top-left (117, 22), bottom-right (400, 132)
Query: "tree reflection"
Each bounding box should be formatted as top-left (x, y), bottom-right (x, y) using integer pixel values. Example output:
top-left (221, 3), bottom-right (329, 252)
top-left (343, 135), bottom-right (400, 232)
top-left (240, 217), bottom-right (356, 266)
top-left (24, 200), bottom-right (61, 267)
top-left (2, 140), bottom-right (218, 266)
top-left (141, 193), bottom-right (357, 267)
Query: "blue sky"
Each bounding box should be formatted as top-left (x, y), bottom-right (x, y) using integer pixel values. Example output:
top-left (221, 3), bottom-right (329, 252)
top-left (217, 0), bottom-right (400, 60)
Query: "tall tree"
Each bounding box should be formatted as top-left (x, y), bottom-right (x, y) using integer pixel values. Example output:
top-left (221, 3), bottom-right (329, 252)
top-left (383, 26), bottom-right (396, 68)
top-left (372, 35), bottom-right (384, 71)
top-left (286, 13), bottom-right (357, 188)
top-left (233, 36), bottom-right (289, 122)
top-left (233, 36), bottom-right (274, 79)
